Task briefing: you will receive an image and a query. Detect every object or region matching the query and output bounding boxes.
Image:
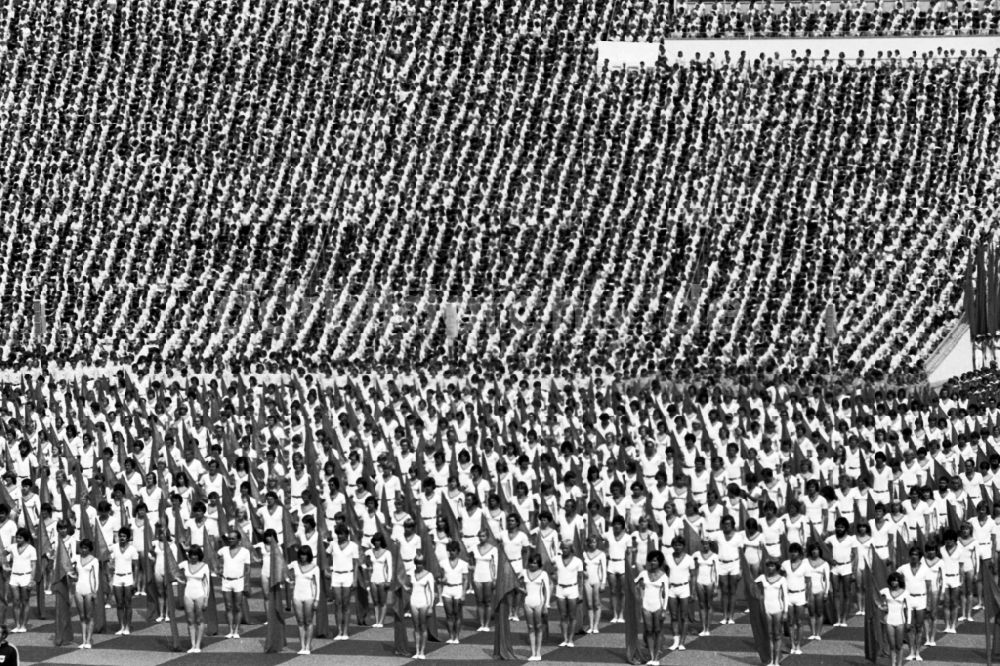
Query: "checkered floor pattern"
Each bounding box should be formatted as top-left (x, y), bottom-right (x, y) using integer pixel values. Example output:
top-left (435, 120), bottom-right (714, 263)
top-left (6, 593), bottom-right (991, 666)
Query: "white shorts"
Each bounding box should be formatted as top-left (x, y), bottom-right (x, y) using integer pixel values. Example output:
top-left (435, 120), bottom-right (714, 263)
top-left (717, 560), bottom-right (740, 577)
top-left (787, 589), bottom-right (806, 607)
top-left (442, 584), bottom-right (464, 600)
top-left (870, 491), bottom-right (890, 506)
top-left (943, 573), bottom-right (961, 590)
top-left (113, 573), bottom-right (135, 588)
top-left (908, 593), bottom-right (927, 612)
top-left (831, 563), bottom-right (853, 577)
top-left (668, 583), bottom-right (690, 600)
top-left (9, 573), bottom-right (32, 588)
top-left (555, 585), bottom-right (579, 600)
top-left (221, 577), bottom-right (245, 593)
top-left (331, 572), bottom-right (354, 588)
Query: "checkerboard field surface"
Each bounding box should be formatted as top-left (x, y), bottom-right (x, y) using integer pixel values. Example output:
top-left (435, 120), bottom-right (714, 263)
top-left (6, 592), bottom-right (991, 666)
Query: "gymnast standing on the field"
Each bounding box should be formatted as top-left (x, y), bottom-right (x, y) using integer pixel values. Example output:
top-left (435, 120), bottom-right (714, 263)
top-left (7, 528), bottom-right (36, 634)
top-left (70, 538), bottom-right (99, 649)
top-left (327, 523), bottom-right (359, 641)
top-left (109, 528), bottom-right (139, 635)
top-left (287, 545), bottom-right (321, 655)
top-left (218, 530), bottom-right (251, 639)
top-left (178, 545), bottom-right (210, 654)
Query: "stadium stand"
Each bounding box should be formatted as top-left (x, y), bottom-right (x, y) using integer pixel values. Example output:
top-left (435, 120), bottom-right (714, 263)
top-left (609, 0), bottom-right (1000, 39)
top-left (0, 0), bottom-right (996, 381)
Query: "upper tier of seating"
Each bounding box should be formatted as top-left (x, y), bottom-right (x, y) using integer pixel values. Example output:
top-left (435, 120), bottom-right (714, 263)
top-left (608, 0), bottom-right (1000, 40)
top-left (0, 0), bottom-right (997, 382)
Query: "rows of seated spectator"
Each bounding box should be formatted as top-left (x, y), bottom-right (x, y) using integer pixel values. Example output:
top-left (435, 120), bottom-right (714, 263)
top-left (609, 0), bottom-right (1000, 40)
top-left (0, 0), bottom-right (996, 383)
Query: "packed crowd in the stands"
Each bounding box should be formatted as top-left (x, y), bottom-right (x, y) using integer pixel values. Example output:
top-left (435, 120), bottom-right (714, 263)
top-left (0, 0), bottom-right (997, 384)
top-left (0, 0), bottom-right (999, 662)
top-left (612, 0), bottom-right (1000, 40)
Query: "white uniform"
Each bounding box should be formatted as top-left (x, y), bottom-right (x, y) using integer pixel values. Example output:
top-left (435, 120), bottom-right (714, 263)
top-left (220, 547), bottom-right (251, 593)
top-left (9, 544), bottom-right (36, 587)
top-left (327, 540), bottom-right (358, 588)
top-left (756, 575), bottom-right (788, 615)
top-left (473, 545), bottom-right (499, 584)
top-left (606, 531), bottom-right (630, 575)
top-left (584, 550), bottom-right (608, 587)
top-left (409, 571), bottom-right (436, 611)
top-left (110, 544), bottom-right (139, 587)
top-left (289, 562), bottom-right (321, 603)
top-left (940, 543), bottom-right (966, 590)
top-left (667, 553), bottom-right (695, 599)
top-left (694, 551), bottom-right (718, 586)
top-left (897, 562), bottom-right (930, 612)
top-left (635, 571), bottom-right (667, 613)
top-left (782, 560), bottom-right (808, 606)
top-left (881, 587), bottom-right (910, 626)
top-left (73, 555), bottom-right (100, 596)
top-left (524, 571), bottom-right (550, 610)
top-left (181, 561), bottom-right (210, 601)
top-left (501, 531), bottom-right (529, 575)
top-left (554, 556), bottom-right (583, 600)
top-left (826, 534), bottom-right (857, 577)
top-left (806, 559), bottom-right (830, 597)
top-left (440, 558), bottom-right (469, 600)
top-left (716, 533), bottom-right (744, 576)
top-left (369, 549), bottom-right (393, 585)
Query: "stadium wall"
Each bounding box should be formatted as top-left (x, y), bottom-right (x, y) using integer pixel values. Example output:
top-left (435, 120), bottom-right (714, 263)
top-left (597, 36), bottom-right (1000, 66)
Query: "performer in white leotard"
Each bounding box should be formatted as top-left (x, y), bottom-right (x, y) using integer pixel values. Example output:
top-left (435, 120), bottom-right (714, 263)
top-left (287, 545), bottom-right (321, 655)
top-left (472, 530), bottom-right (498, 632)
top-left (367, 533), bottom-right (393, 629)
top-left (178, 545), bottom-right (210, 654)
top-left (878, 572), bottom-right (911, 666)
top-left (522, 553), bottom-right (550, 662)
top-left (408, 556), bottom-right (436, 660)
top-left (634, 549), bottom-right (668, 666)
top-left (71, 538), bottom-right (100, 649)
top-left (756, 560), bottom-right (788, 666)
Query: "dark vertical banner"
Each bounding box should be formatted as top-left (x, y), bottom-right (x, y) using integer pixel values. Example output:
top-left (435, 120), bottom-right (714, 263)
top-left (967, 249), bottom-right (979, 338)
top-left (52, 537), bottom-right (74, 646)
top-left (624, 557), bottom-right (650, 665)
top-left (991, 244), bottom-right (1000, 342)
top-left (264, 544), bottom-right (287, 653)
top-left (491, 548), bottom-right (519, 661)
top-left (984, 567), bottom-right (1000, 666)
top-left (863, 557), bottom-right (889, 663)
top-left (978, 241), bottom-right (989, 339)
top-left (741, 559), bottom-right (769, 665)
top-left (164, 541), bottom-right (182, 651)
top-left (387, 541), bottom-right (411, 658)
